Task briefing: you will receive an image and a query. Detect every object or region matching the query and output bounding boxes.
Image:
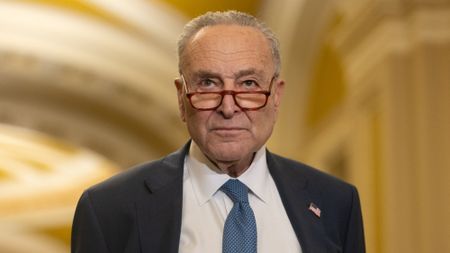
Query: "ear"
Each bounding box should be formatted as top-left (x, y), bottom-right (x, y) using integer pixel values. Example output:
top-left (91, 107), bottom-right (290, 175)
top-left (273, 78), bottom-right (285, 109)
top-left (174, 78), bottom-right (186, 122)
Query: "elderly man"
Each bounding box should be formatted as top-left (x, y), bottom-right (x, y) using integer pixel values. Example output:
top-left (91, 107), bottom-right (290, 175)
top-left (72, 10), bottom-right (365, 253)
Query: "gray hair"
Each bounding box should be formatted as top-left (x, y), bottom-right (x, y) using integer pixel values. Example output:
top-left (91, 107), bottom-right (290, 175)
top-left (177, 10), bottom-right (281, 75)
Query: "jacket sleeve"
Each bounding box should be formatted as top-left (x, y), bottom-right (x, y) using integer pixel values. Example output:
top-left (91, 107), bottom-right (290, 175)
top-left (71, 191), bottom-right (110, 253)
top-left (343, 186), bottom-right (366, 253)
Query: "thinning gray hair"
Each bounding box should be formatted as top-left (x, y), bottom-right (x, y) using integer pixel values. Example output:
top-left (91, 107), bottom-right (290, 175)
top-left (177, 10), bottom-right (281, 75)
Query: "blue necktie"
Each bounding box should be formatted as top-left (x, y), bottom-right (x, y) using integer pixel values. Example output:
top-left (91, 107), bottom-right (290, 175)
top-left (220, 179), bottom-right (257, 253)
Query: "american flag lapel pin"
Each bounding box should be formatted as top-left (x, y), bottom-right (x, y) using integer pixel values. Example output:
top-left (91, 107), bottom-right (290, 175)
top-left (308, 202), bottom-right (321, 218)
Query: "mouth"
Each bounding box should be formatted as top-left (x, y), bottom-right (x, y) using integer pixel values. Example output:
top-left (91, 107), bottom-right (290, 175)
top-left (210, 127), bottom-right (247, 136)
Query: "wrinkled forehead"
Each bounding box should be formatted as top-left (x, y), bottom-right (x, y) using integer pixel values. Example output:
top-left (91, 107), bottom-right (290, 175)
top-left (189, 25), bottom-right (270, 52)
top-left (181, 25), bottom-right (274, 76)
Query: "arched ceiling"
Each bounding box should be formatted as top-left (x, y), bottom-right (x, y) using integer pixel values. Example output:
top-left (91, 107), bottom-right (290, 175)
top-left (12, 0), bottom-right (262, 24)
top-left (160, 0), bottom-right (262, 17)
top-left (0, 0), bottom-right (189, 166)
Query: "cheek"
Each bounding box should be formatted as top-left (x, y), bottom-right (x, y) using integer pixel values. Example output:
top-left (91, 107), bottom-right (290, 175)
top-left (178, 97), bottom-right (188, 122)
top-left (265, 100), bottom-right (279, 123)
top-left (249, 109), bottom-right (277, 134)
top-left (180, 108), bottom-right (186, 122)
top-left (185, 110), bottom-right (210, 134)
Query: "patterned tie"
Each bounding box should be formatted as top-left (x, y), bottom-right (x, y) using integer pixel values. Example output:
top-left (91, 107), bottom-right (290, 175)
top-left (220, 179), bottom-right (257, 253)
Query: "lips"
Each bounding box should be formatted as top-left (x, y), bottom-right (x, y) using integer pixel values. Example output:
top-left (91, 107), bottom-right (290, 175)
top-left (210, 127), bottom-right (247, 137)
top-left (212, 127), bottom-right (246, 130)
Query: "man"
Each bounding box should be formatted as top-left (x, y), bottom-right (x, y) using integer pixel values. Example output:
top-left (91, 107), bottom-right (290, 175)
top-left (72, 10), bottom-right (365, 253)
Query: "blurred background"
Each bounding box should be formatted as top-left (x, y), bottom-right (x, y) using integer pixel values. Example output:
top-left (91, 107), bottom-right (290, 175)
top-left (0, 0), bottom-right (448, 252)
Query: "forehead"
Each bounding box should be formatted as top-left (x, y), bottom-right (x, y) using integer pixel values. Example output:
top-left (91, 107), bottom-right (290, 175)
top-left (182, 25), bottom-right (274, 77)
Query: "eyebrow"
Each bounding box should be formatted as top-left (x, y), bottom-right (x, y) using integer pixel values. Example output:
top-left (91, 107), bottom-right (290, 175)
top-left (233, 68), bottom-right (265, 79)
top-left (190, 68), bottom-right (265, 80)
top-left (191, 70), bottom-right (221, 79)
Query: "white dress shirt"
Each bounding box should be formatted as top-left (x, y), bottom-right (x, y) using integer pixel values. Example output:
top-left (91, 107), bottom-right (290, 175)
top-left (179, 142), bottom-right (302, 253)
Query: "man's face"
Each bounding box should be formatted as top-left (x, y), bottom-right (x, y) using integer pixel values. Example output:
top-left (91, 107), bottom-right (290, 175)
top-left (175, 24), bottom-right (284, 170)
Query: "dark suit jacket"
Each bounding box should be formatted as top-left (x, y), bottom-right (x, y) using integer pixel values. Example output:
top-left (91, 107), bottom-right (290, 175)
top-left (71, 142), bottom-right (365, 253)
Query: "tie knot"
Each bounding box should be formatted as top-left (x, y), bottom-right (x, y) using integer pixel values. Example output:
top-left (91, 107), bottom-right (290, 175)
top-left (220, 179), bottom-right (249, 203)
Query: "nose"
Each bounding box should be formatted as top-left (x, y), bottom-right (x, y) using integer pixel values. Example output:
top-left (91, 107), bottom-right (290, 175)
top-left (218, 93), bottom-right (240, 118)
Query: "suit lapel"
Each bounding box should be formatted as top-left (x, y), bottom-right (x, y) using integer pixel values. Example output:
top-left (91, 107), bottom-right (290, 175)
top-left (136, 143), bottom-right (189, 253)
top-left (267, 152), bottom-right (329, 253)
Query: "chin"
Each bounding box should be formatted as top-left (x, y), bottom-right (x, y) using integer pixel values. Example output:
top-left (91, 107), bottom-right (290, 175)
top-left (206, 141), bottom-right (254, 162)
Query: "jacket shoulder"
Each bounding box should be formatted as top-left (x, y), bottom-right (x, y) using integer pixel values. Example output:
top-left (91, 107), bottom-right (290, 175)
top-left (268, 152), bottom-right (355, 191)
top-left (83, 146), bottom-right (186, 206)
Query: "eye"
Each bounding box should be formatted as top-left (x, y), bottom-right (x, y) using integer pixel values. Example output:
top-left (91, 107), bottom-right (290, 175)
top-left (241, 80), bottom-right (259, 89)
top-left (197, 78), bottom-right (219, 90)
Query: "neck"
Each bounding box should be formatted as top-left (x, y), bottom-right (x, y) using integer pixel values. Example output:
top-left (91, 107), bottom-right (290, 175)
top-left (189, 141), bottom-right (256, 177)
top-left (206, 153), bottom-right (255, 178)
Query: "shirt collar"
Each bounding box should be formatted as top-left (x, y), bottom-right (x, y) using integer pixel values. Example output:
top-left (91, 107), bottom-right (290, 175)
top-left (186, 141), bottom-right (271, 206)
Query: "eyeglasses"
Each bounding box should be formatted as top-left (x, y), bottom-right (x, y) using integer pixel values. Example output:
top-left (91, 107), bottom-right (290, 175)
top-left (181, 75), bottom-right (276, 111)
